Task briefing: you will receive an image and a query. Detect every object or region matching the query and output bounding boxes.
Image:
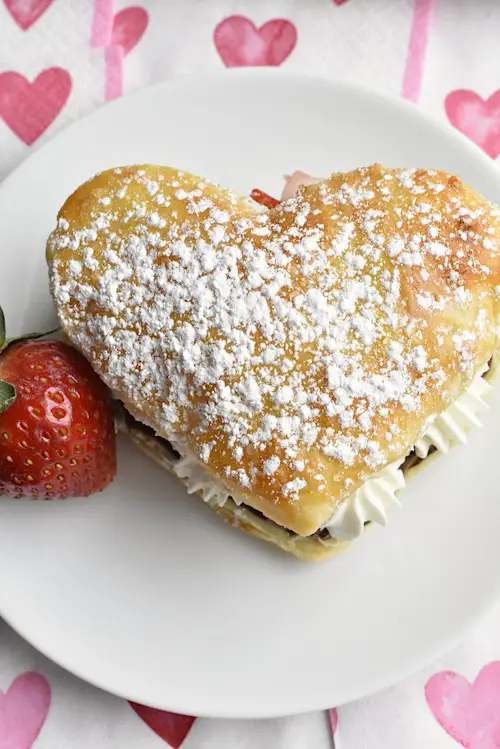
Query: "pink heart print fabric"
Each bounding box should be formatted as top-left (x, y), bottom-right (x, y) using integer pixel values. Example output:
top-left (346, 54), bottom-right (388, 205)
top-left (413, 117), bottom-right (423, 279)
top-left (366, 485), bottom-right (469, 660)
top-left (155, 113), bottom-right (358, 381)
top-left (0, 672), bottom-right (50, 749)
top-left (3, 0), bottom-right (54, 31)
top-left (213, 16), bottom-right (297, 67)
top-left (2, 1), bottom-right (500, 748)
top-left (445, 91), bottom-right (500, 160)
top-left (426, 663), bottom-right (500, 748)
top-left (0, 68), bottom-right (71, 146)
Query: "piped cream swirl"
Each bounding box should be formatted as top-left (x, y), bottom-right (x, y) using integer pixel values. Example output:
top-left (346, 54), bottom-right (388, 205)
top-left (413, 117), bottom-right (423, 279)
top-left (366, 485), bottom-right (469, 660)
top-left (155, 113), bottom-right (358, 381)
top-left (323, 461), bottom-right (405, 541)
top-left (414, 373), bottom-right (491, 459)
top-left (323, 370), bottom-right (491, 540)
top-left (174, 453), bottom-right (232, 507)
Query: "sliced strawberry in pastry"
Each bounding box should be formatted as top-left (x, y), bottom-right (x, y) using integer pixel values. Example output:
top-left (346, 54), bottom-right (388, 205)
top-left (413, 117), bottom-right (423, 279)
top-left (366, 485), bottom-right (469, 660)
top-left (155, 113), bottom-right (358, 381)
top-left (250, 189), bottom-right (280, 209)
top-left (281, 171), bottom-right (321, 200)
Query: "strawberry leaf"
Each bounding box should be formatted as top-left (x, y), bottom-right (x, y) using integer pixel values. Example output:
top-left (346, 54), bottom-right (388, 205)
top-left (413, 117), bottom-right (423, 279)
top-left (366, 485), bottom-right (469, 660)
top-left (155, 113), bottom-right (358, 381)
top-left (4, 329), bottom-right (59, 353)
top-left (0, 302), bottom-right (58, 354)
top-left (0, 380), bottom-right (15, 414)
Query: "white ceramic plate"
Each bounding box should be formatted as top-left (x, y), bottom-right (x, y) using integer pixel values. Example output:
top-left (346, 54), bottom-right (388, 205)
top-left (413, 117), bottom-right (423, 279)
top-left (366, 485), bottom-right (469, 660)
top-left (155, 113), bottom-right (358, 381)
top-left (0, 70), bottom-right (499, 719)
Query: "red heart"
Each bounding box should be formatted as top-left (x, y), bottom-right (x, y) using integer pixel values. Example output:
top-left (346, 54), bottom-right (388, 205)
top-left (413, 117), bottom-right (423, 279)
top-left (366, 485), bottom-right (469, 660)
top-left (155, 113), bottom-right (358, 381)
top-left (426, 662), bottom-right (500, 747)
top-left (0, 672), bottom-right (51, 748)
top-left (214, 15), bottom-right (297, 67)
top-left (129, 702), bottom-right (196, 748)
top-left (445, 89), bottom-right (500, 159)
top-left (0, 67), bottom-right (71, 146)
top-left (111, 6), bottom-right (148, 56)
top-left (2, 0), bottom-right (53, 30)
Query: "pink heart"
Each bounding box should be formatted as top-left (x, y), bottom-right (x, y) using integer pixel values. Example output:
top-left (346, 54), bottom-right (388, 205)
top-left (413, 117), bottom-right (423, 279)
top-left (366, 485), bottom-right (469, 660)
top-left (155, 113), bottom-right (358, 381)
top-left (111, 6), bottom-right (148, 56)
top-left (332, 0), bottom-right (351, 5)
top-left (2, 0), bottom-right (53, 30)
top-left (214, 15), bottom-right (297, 67)
top-left (0, 67), bottom-right (71, 146)
top-left (426, 662), bottom-right (500, 748)
top-left (445, 90), bottom-right (500, 159)
top-left (328, 708), bottom-right (338, 735)
top-left (0, 672), bottom-right (51, 749)
top-left (129, 702), bottom-right (196, 748)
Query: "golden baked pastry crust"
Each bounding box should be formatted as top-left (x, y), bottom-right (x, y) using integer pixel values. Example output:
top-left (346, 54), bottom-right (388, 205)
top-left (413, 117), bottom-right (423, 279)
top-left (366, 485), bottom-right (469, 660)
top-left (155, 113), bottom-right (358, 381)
top-left (47, 164), bottom-right (500, 538)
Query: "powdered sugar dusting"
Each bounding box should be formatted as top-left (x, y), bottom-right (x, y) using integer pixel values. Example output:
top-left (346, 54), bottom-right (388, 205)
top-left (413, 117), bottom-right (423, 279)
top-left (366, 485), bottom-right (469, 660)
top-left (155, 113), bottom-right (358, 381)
top-left (47, 164), bottom-right (500, 520)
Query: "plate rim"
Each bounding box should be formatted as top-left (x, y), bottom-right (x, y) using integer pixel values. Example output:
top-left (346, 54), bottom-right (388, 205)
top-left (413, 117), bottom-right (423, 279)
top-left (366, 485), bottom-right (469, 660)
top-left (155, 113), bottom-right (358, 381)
top-left (1, 68), bottom-right (500, 718)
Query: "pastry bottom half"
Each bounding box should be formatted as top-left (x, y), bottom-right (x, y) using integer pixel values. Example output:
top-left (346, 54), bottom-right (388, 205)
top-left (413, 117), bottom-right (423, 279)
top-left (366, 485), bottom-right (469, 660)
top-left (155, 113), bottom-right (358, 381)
top-left (115, 355), bottom-right (498, 561)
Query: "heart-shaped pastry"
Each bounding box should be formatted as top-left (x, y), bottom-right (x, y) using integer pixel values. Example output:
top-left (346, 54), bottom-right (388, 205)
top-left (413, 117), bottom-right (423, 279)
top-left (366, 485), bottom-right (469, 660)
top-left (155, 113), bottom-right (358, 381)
top-left (46, 164), bottom-right (500, 560)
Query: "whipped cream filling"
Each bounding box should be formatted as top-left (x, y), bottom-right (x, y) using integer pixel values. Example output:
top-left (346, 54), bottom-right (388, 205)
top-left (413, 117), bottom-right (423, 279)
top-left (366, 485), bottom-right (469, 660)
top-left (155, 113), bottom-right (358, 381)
top-left (323, 460), bottom-right (406, 541)
top-left (322, 369), bottom-right (492, 540)
top-left (168, 370), bottom-right (491, 542)
top-left (173, 451), bottom-right (233, 507)
top-left (413, 373), bottom-right (491, 459)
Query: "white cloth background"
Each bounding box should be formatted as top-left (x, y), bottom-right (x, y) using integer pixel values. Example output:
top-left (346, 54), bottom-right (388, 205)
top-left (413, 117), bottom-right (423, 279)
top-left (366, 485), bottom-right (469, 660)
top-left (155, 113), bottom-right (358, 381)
top-left (2, 1), bottom-right (500, 747)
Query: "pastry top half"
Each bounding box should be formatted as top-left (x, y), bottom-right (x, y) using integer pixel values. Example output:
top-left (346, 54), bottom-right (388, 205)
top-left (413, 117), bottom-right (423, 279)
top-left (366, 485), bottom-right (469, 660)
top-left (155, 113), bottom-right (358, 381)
top-left (46, 164), bottom-right (500, 536)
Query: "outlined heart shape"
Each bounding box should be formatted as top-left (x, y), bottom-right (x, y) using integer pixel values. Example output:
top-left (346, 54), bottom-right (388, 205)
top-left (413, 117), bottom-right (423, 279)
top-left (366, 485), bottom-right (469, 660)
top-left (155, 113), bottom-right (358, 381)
top-left (214, 15), bottom-right (297, 67)
top-left (445, 90), bottom-right (500, 159)
top-left (426, 662), bottom-right (500, 747)
top-left (0, 67), bottom-right (71, 145)
top-left (0, 672), bottom-right (51, 748)
top-left (111, 6), bottom-right (148, 56)
top-left (129, 702), bottom-right (196, 748)
top-left (2, 0), bottom-right (53, 30)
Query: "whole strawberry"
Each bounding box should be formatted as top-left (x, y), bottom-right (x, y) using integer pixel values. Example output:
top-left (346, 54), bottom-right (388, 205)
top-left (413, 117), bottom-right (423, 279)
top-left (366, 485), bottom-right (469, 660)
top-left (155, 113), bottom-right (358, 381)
top-left (0, 313), bottom-right (116, 499)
